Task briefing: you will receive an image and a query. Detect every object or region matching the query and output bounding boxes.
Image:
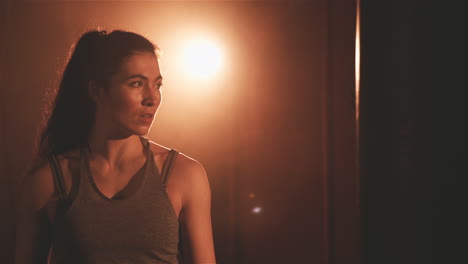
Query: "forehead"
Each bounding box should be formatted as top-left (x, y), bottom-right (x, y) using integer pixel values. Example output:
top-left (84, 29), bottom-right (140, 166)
top-left (116, 51), bottom-right (160, 77)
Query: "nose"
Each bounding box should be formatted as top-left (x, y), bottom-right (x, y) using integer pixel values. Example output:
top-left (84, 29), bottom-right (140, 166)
top-left (142, 85), bottom-right (159, 106)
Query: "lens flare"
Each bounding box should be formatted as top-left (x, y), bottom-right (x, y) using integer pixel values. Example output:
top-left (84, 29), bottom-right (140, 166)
top-left (252, 206), bottom-right (262, 214)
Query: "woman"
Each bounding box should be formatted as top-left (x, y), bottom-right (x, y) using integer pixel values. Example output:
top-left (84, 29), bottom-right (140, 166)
top-left (15, 30), bottom-right (216, 264)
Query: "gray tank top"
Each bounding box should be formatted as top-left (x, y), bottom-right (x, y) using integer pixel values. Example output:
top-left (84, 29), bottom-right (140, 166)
top-left (48, 136), bottom-right (179, 264)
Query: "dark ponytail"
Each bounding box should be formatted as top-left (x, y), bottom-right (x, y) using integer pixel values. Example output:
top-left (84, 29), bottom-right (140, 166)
top-left (30, 29), bottom-right (158, 171)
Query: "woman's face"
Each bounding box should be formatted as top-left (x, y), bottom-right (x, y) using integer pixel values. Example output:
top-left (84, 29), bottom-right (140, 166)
top-left (94, 51), bottom-right (162, 137)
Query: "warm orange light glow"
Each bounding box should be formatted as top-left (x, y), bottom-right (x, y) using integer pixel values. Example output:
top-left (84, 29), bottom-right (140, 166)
top-left (355, 0), bottom-right (361, 121)
top-left (180, 39), bottom-right (223, 80)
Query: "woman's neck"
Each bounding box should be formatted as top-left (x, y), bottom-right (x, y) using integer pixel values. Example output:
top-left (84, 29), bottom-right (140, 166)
top-left (87, 129), bottom-right (143, 168)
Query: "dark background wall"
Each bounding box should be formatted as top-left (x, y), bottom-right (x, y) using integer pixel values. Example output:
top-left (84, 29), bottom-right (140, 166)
top-left (360, 1), bottom-right (428, 263)
top-left (360, 1), bottom-right (466, 263)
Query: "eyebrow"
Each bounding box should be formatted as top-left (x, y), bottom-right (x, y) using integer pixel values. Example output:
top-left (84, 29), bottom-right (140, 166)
top-left (125, 74), bottom-right (163, 81)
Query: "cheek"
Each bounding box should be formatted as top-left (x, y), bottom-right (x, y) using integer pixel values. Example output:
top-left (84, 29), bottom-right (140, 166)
top-left (107, 90), bottom-right (142, 116)
top-left (120, 92), bottom-right (141, 108)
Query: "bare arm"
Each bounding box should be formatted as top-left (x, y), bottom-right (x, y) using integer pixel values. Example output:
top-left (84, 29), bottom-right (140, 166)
top-left (177, 160), bottom-right (216, 264)
top-left (15, 163), bottom-right (55, 264)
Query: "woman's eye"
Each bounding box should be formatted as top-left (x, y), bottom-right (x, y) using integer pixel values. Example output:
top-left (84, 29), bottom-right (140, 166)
top-left (130, 81), bottom-right (143, 87)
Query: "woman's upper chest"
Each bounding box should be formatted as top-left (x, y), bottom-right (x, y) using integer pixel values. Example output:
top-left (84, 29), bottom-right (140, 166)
top-left (47, 147), bottom-right (183, 221)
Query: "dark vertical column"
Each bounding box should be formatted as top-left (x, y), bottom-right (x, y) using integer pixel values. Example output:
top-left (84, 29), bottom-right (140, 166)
top-left (359, 0), bottom-right (468, 263)
top-left (415, 2), bottom-right (467, 263)
top-left (360, 1), bottom-right (425, 264)
top-left (0, 1), bottom-right (15, 262)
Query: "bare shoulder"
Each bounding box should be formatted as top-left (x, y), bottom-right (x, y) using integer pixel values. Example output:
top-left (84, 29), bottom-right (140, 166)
top-left (147, 140), bottom-right (206, 176)
top-left (147, 140), bottom-right (209, 193)
top-left (17, 160), bottom-right (55, 212)
top-left (147, 140), bottom-right (211, 216)
top-left (18, 149), bottom-right (80, 211)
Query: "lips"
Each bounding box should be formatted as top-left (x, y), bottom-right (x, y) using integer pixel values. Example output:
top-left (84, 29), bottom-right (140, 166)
top-left (139, 112), bottom-right (154, 124)
top-left (140, 113), bottom-right (154, 118)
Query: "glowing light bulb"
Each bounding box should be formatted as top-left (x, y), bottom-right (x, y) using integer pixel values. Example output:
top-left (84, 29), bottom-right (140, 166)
top-left (181, 39), bottom-right (222, 80)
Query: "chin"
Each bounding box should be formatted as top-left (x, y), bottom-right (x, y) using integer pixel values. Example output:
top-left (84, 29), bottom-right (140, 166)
top-left (132, 126), bottom-right (152, 136)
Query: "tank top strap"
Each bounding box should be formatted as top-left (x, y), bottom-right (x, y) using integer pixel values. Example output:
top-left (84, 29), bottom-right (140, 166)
top-left (137, 136), bottom-right (178, 185)
top-left (139, 136), bottom-right (151, 154)
top-left (161, 149), bottom-right (179, 186)
top-left (48, 155), bottom-right (67, 201)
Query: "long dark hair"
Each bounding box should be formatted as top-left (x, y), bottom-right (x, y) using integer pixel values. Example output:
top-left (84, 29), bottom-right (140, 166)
top-left (30, 29), bottom-right (158, 171)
